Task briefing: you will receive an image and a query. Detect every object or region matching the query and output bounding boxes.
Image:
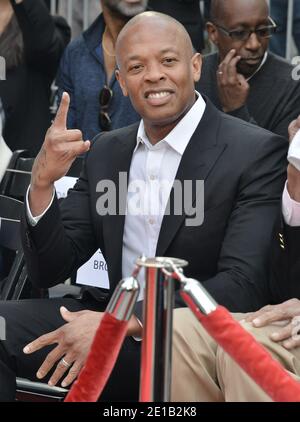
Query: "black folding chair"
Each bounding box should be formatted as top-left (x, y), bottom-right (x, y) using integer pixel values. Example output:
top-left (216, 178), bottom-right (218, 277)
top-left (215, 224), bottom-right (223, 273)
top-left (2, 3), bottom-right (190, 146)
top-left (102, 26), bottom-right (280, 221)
top-left (0, 150), bottom-right (34, 201)
top-left (13, 158), bottom-right (84, 401)
top-left (0, 194), bottom-right (47, 300)
top-left (0, 195), bottom-right (67, 401)
top-left (0, 195), bottom-right (24, 300)
top-left (16, 378), bottom-right (68, 402)
top-left (0, 157), bottom-right (85, 400)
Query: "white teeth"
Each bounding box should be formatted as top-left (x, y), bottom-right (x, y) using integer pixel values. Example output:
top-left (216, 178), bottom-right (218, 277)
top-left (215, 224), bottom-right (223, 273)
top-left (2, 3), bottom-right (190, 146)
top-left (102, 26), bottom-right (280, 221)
top-left (148, 91), bottom-right (170, 99)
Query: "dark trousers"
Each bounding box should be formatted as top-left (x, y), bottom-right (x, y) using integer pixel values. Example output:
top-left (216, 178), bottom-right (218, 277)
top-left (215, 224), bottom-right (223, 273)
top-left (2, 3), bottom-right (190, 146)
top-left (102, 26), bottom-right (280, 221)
top-left (0, 297), bottom-right (141, 401)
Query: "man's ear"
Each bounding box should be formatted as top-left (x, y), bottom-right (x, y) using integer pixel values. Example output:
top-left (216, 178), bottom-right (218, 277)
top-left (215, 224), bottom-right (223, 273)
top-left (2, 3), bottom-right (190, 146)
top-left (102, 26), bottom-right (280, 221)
top-left (115, 69), bottom-right (128, 97)
top-left (191, 52), bottom-right (202, 83)
top-left (206, 21), bottom-right (218, 46)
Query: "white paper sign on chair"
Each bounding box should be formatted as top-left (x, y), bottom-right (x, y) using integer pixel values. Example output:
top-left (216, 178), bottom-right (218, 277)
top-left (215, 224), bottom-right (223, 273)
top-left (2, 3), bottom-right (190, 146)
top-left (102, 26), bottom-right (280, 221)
top-left (54, 176), bottom-right (109, 289)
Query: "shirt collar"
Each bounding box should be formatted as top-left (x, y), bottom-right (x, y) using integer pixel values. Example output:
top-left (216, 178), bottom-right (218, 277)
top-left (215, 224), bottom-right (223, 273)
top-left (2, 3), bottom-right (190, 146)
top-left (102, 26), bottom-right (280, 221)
top-left (246, 51), bottom-right (268, 81)
top-left (135, 91), bottom-right (206, 155)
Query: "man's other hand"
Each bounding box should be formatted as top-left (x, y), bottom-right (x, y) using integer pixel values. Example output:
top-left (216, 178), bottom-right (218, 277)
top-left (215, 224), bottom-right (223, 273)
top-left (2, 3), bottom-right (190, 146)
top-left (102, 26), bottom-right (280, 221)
top-left (244, 299), bottom-right (300, 350)
top-left (23, 307), bottom-right (143, 387)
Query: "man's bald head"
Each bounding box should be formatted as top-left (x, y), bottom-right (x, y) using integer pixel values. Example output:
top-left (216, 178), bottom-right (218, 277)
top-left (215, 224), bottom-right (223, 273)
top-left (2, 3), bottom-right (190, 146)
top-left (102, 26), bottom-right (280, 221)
top-left (210, 0), bottom-right (269, 25)
top-left (114, 11), bottom-right (202, 138)
top-left (116, 12), bottom-right (194, 69)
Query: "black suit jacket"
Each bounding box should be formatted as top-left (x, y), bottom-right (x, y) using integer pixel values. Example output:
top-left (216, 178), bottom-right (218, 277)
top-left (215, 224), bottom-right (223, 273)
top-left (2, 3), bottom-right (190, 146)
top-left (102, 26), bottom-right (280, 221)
top-left (21, 99), bottom-right (287, 314)
top-left (268, 216), bottom-right (300, 304)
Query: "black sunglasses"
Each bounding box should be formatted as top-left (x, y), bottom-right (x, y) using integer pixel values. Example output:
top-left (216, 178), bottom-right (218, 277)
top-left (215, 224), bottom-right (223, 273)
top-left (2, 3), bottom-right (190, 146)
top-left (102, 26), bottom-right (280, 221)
top-left (99, 85), bottom-right (113, 131)
top-left (214, 16), bottom-right (277, 42)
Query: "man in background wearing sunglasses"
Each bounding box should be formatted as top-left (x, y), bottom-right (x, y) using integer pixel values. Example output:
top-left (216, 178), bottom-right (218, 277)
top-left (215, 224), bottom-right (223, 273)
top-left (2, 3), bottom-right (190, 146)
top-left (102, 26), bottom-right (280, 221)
top-left (198, 0), bottom-right (300, 139)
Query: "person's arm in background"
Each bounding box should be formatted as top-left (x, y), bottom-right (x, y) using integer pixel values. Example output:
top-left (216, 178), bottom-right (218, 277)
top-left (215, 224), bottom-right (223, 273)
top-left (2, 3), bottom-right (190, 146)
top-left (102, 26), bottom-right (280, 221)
top-left (279, 116), bottom-right (300, 299)
top-left (204, 0), bottom-right (211, 20)
top-left (269, 86), bottom-right (300, 139)
top-left (55, 45), bottom-right (77, 130)
top-left (266, 116), bottom-right (300, 304)
top-left (244, 116), bottom-right (300, 351)
top-left (11, 0), bottom-right (71, 78)
top-left (200, 133), bottom-right (287, 312)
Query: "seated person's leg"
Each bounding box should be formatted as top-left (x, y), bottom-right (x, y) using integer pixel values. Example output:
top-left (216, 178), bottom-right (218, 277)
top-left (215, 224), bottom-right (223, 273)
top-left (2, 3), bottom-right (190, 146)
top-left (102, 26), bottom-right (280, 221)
top-left (0, 297), bottom-right (140, 401)
top-left (171, 308), bottom-right (225, 402)
top-left (216, 320), bottom-right (300, 402)
top-left (171, 309), bottom-right (300, 402)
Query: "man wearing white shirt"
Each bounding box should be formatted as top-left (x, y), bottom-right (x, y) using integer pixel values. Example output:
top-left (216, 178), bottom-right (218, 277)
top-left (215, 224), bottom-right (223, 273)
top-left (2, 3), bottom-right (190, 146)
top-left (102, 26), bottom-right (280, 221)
top-left (171, 117), bottom-right (300, 402)
top-left (0, 12), bottom-right (287, 401)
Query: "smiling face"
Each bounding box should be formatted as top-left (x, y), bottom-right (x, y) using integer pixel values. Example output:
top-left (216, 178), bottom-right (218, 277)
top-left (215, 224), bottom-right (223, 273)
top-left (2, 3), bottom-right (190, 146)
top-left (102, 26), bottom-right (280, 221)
top-left (208, 0), bottom-right (270, 77)
top-left (116, 13), bottom-right (202, 137)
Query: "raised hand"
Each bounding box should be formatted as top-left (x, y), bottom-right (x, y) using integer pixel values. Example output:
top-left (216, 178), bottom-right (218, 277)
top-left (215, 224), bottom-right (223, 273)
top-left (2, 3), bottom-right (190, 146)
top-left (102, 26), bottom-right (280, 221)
top-left (31, 92), bottom-right (90, 188)
top-left (29, 92), bottom-right (90, 216)
top-left (217, 49), bottom-right (250, 113)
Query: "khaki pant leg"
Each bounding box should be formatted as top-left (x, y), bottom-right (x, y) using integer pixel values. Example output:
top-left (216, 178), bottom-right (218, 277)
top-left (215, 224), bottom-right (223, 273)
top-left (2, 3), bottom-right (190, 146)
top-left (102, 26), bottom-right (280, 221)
top-left (216, 318), bottom-right (300, 402)
top-left (171, 308), bottom-right (224, 402)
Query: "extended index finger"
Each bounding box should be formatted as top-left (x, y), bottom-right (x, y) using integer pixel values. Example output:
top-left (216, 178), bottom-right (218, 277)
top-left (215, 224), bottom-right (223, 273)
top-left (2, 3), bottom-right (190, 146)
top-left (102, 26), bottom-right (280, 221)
top-left (53, 92), bottom-right (70, 130)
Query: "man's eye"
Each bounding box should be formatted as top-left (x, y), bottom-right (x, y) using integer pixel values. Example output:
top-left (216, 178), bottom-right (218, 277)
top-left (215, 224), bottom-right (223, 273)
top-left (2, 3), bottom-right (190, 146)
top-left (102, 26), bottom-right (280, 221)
top-left (163, 58), bottom-right (176, 64)
top-left (130, 64), bottom-right (143, 72)
top-left (257, 27), bottom-right (271, 37)
top-left (230, 30), bottom-right (248, 39)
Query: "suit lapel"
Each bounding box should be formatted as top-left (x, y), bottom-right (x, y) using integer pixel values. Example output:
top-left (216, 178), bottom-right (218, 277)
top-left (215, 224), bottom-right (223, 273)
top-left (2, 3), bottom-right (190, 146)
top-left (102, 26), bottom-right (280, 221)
top-left (156, 100), bottom-right (227, 256)
top-left (102, 123), bottom-right (139, 285)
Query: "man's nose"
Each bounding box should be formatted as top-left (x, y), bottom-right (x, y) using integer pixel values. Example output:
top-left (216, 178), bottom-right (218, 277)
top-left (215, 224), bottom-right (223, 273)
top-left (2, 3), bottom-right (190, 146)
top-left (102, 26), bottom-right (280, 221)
top-left (145, 63), bottom-right (165, 82)
top-left (245, 32), bottom-right (262, 50)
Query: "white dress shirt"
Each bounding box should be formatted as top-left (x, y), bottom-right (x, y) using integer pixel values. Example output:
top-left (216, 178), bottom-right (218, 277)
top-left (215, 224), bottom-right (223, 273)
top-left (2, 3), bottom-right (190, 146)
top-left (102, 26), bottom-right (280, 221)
top-left (122, 93), bottom-right (206, 298)
top-left (282, 182), bottom-right (300, 226)
top-left (26, 93), bottom-right (206, 299)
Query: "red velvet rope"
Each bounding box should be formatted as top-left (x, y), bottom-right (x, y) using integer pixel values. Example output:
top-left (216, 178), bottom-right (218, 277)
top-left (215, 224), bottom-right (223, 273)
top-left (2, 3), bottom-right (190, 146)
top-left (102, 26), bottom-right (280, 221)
top-left (65, 313), bottom-right (128, 402)
top-left (196, 306), bottom-right (300, 402)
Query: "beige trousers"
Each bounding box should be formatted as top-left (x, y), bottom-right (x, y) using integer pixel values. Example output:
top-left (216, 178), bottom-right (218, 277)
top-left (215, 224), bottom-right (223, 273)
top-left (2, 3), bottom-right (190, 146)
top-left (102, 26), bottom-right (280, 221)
top-left (171, 308), bottom-right (300, 402)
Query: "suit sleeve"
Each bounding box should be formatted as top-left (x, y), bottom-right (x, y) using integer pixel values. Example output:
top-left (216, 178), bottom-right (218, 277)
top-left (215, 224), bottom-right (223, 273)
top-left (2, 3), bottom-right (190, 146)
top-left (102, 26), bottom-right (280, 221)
top-left (199, 134), bottom-right (287, 312)
top-left (268, 87), bottom-right (300, 139)
top-left (21, 154), bottom-right (99, 288)
top-left (228, 105), bottom-right (258, 127)
top-left (55, 46), bottom-right (77, 130)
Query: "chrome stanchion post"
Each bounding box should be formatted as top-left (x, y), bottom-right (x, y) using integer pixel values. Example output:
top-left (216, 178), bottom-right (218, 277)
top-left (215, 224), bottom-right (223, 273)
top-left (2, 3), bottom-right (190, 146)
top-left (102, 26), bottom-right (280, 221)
top-left (137, 257), bottom-right (188, 402)
top-left (106, 275), bottom-right (140, 321)
top-left (179, 277), bottom-right (217, 317)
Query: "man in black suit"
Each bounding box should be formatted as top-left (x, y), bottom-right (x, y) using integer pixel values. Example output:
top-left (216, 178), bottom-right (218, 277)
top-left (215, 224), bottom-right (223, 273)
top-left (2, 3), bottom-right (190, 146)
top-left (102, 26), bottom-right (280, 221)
top-left (0, 12), bottom-right (287, 401)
